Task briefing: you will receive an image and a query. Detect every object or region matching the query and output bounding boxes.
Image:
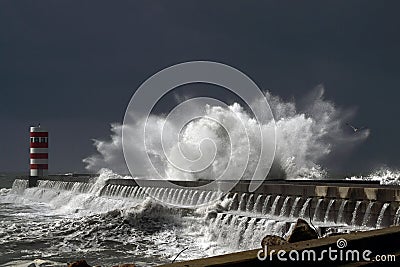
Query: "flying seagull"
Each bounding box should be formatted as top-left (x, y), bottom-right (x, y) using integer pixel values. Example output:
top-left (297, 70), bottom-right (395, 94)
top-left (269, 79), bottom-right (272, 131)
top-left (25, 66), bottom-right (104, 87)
top-left (346, 122), bottom-right (367, 133)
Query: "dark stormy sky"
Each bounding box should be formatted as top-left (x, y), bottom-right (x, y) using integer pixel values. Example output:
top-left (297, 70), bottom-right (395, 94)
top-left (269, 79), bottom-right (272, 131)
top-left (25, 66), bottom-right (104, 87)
top-left (1, 1), bottom-right (400, 174)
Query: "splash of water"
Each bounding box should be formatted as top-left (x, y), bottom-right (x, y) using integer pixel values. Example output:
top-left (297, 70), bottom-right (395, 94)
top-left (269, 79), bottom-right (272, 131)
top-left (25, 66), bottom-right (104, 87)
top-left (261, 195), bottom-right (271, 214)
top-left (252, 195), bottom-right (263, 213)
top-left (270, 195), bottom-right (281, 216)
top-left (324, 199), bottom-right (335, 223)
top-left (376, 203), bottom-right (390, 228)
top-left (347, 167), bottom-right (400, 185)
top-left (336, 199), bottom-right (348, 224)
top-left (361, 201), bottom-right (374, 227)
top-left (394, 206), bottom-right (400, 226)
top-left (299, 198), bottom-right (312, 218)
top-left (289, 196), bottom-right (301, 218)
top-left (279, 196), bottom-right (291, 217)
top-left (313, 198), bottom-right (324, 221)
top-left (351, 201), bottom-right (362, 226)
top-left (84, 86), bottom-right (368, 180)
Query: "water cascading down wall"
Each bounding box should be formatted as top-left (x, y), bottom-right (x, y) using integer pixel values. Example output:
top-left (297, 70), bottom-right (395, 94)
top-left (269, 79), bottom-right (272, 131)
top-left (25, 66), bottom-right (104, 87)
top-left (17, 176), bottom-right (400, 235)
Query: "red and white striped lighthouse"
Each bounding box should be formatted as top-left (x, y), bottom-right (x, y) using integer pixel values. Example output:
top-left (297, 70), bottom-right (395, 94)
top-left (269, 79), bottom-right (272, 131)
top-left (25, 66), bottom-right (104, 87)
top-left (30, 125), bottom-right (48, 177)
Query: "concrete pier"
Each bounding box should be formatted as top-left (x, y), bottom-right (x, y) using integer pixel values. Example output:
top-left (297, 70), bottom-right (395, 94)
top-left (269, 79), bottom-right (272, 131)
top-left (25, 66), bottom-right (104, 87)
top-left (18, 175), bottom-right (400, 228)
top-left (21, 175), bottom-right (399, 203)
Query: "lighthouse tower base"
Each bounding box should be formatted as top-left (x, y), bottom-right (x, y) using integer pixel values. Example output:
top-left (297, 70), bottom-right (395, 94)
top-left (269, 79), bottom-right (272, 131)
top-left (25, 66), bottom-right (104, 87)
top-left (28, 176), bottom-right (38, 188)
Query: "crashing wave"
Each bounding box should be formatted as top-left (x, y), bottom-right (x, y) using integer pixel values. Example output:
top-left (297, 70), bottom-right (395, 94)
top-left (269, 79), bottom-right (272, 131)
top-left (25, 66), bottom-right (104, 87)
top-left (0, 259), bottom-right (66, 267)
top-left (0, 188), bottom-right (11, 196)
top-left (84, 86), bottom-right (369, 180)
top-left (347, 168), bottom-right (400, 185)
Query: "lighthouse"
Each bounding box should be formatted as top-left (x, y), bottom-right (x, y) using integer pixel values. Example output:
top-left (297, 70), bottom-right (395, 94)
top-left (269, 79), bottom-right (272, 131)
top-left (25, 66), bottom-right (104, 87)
top-left (30, 125), bottom-right (48, 177)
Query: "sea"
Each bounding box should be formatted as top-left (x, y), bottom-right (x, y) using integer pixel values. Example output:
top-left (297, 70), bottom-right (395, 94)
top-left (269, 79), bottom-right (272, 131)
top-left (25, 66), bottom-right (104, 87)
top-left (1, 169), bottom-right (399, 267)
top-left (0, 172), bottom-right (239, 267)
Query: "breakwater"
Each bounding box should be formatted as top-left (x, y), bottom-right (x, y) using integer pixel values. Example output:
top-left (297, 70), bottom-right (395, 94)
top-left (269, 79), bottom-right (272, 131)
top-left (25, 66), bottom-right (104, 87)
top-left (18, 175), bottom-right (400, 230)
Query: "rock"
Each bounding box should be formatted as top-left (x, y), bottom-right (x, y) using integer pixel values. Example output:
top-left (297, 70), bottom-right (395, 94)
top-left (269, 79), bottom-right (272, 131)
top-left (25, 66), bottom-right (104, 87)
top-left (206, 210), bottom-right (218, 220)
top-left (68, 260), bottom-right (92, 267)
top-left (261, 235), bottom-right (288, 247)
top-left (112, 264), bottom-right (135, 267)
top-left (286, 218), bottom-right (318, 243)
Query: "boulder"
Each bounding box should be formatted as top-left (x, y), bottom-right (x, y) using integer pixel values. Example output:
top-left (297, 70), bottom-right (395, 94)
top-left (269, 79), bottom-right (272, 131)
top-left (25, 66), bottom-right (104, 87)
top-left (206, 210), bottom-right (218, 220)
top-left (286, 218), bottom-right (318, 243)
top-left (261, 235), bottom-right (288, 247)
top-left (68, 260), bottom-right (92, 267)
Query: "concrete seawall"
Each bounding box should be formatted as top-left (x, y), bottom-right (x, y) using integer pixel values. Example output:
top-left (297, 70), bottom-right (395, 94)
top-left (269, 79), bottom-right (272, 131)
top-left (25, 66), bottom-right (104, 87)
top-left (23, 175), bottom-right (399, 202)
top-left (20, 175), bottom-right (400, 228)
